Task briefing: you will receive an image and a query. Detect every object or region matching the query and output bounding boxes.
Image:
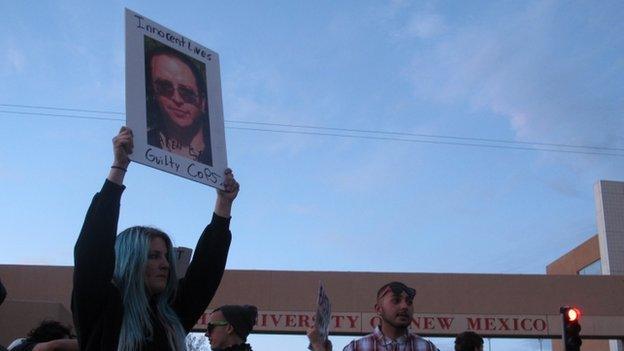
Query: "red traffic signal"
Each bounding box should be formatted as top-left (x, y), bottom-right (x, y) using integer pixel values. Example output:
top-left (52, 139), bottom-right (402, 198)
top-left (565, 307), bottom-right (581, 322)
top-left (560, 306), bottom-right (582, 351)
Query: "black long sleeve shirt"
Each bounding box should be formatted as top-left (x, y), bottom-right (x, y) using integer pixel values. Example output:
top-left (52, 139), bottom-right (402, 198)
top-left (72, 180), bottom-right (231, 351)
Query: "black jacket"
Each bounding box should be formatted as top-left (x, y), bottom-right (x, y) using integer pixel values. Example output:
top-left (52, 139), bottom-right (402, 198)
top-left (72, 180), bottom-right (231, 351)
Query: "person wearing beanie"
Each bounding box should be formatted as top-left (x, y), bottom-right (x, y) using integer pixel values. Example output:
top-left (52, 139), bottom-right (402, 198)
top-left (205, 305), bottom-right (257, 351)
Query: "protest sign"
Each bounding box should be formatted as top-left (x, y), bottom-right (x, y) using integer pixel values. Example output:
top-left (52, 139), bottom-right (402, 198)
top-left (125, 9), bottom-right (227, 188)
top-left (315, 282), bottom-right (332, 342)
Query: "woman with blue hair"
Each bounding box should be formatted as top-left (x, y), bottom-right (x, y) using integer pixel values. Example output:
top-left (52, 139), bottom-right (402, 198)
top-left (72, 127), bottom-right (239, 351)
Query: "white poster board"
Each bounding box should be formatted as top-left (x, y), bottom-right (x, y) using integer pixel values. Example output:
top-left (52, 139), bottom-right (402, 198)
top-left (125, 9), bottom-right (227, 189)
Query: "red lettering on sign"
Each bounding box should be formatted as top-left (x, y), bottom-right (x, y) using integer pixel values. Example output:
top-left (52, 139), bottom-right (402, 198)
top-left (497, 318), bottom-right (510, 330)
top-left (271, 314), bottom-right (283, 327)
top-left (513, 318), bottom-right (519, 330)
top-left (534, 319), bottom-right (547, 331)
top-left (437, 317), bottom-right (454, 330)
top-left (413, 316), bottom-right (453, 330)
top-left (285, 315), bottom-right (296, 327)
top-left (484, 318), bottom-right (495, 330)
top-left (299, 315), bottom-right (311, 328)
top-left (259, 314), bottom-right (268, 327)
top-left (332, 315), bottom-right (345, 328)
top-left (347, 315), bottom-right (359, 329)
top-left (520, 319), bottom-right (533, 331)
top-left (467, 318), bottom-right (481, 330)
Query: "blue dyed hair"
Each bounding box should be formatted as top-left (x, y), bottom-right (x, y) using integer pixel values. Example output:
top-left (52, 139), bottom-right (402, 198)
top-left (113, 226), bottom-right (186, 351)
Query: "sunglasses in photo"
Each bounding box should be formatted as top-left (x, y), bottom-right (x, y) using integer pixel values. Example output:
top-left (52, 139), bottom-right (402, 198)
top-left (378, 282), bottom-right (416, 300)
top-left (153, 78), bottom-right (200, 105)
top-left (206, 320), bottom-right (229, 334)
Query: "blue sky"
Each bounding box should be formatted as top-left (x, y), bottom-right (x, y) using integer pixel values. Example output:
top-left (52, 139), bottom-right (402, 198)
top-left (1, 1), bottom-right (623, 350)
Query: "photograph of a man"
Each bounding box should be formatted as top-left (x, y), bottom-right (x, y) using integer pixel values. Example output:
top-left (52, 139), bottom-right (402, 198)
top-left (145, 36), bottom-right (212, 166)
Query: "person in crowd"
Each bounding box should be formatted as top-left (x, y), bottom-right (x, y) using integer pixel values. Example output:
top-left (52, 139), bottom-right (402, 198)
top-left (1, 279), bottom-right (8, 351)
top-left (205, 305), bottom-right (257, 351)
top-left (72, 126), bottom-right (239, 351)
top-left (454, 331), bottom-right (484, 351)
top-left (146, 45), bottom-right (212, 165)
top-left (0, 278), bottom-right (6, 306)
top-left (6, 340), bottom-right (22, 351)
top-left (8, 320), bottom-right (77, 351)
top-left (307, 281), bottom-right (439, 351)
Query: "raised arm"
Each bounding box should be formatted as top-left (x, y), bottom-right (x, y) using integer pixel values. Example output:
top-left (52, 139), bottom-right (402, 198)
top-left (307, 324), bottom-right (333, 351)
top-left (174, 169), bottom-right (239, 331)
top-left (32, 339), bottom-right (79, 351)
top-left (214, 168), bottom-right (239, 217)
top-left (107, 126), bottom-right (133, 186)
top-left (72, 127), bottom-right (133, 344)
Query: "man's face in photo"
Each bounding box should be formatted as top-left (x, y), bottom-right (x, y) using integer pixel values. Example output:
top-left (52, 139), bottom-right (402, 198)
top-left (150, 53), bottom-right (205, 131)
top-left (375, 290), bottom-right (414, 329)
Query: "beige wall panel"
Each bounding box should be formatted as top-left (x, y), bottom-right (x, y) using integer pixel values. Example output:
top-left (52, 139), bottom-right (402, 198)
top-left (547, 235), bottom-right (600, 274)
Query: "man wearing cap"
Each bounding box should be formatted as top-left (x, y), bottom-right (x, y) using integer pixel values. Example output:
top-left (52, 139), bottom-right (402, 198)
top-left (345, 282), bottom-right (438, 351)
top-left (309, 281), bottom-right (438, 351)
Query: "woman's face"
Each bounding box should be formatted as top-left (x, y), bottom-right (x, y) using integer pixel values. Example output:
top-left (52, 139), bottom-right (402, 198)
top-left (205, 310), bottom-right (230, 349)
top-left (150, 53), bottom-right (205, 132)
top-left (144, 236), bottom-right (170, 296)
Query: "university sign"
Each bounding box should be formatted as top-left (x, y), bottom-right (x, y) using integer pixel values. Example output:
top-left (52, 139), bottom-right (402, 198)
top-left (3, 265), bottom-right (624, 344)
top-left (193, 310), bottom-right (624, 338)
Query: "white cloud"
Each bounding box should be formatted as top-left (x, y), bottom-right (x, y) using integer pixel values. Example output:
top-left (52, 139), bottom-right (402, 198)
top-left (404, 1), bottom-right (623, 157)
top-left (325, 137), bottom-right (425, 193)
top-left (405, 13), bottom-right (446, 39)
top-left (7, 47), bottom-right (25, 71)
top-left (225, 95), bottom-right (314, 158)
top-left (1, 40), bottom-right (26, 75)
top-left (510, 113), bottom-right (529, 136)
top-left (287, 203), bottom-right (319, 216)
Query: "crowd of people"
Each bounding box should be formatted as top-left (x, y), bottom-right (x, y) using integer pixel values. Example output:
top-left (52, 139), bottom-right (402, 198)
top-left (0, 129), bottom-right (485, 351)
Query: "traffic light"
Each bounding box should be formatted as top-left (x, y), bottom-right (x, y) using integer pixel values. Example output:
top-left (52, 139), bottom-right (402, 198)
top-left (560, 306), bottom-right (582, 351)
